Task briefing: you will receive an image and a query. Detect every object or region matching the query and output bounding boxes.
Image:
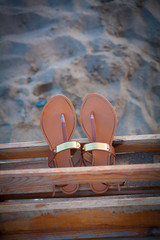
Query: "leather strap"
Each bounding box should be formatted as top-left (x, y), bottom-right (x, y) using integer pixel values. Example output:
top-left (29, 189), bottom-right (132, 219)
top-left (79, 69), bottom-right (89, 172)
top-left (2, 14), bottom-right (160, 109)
top-left (48, 141), bottom-right (81, 168)
top-left (82, 142), bottom-right (115, 159)
top-left (89, 111), bottom-right (120, 191)
top-left (48, 113), bottom-right (81, 196)
top-left (90, 113), bottom-right (96, 142)
top-left (91, 112), bottom-right (115, 157)
top-left (82, 142), bottom-right (116, 165)
top-left (61, 113), bottom-right (68, 142)
top-left (82, 142), bottom-right (110, 152)
top-left (48, 150), bottom-right (56, 168)
top-left (48, 140), bottom-right (81, 196)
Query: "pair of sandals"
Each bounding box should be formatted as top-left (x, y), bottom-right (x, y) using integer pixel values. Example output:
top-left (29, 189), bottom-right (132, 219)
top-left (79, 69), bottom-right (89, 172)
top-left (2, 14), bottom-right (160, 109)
top-left (40, 93), bottom-right (119, 196)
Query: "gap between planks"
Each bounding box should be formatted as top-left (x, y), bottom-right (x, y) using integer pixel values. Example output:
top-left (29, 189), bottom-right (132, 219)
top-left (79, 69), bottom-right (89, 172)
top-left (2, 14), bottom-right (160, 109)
top-left (1, 185), bottom-right (160, 201)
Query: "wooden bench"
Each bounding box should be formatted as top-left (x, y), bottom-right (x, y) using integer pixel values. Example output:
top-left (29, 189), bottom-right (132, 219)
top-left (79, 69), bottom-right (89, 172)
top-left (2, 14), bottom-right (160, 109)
top-left (0, 134), bottom-right (160, 239)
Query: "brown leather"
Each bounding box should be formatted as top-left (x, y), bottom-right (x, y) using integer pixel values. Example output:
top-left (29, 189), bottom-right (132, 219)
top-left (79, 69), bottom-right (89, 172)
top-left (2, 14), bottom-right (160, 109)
top-left (61, 113), bottom-right (68, 142)
top-left (48, 150), bottom-right (56, 168)
top-left (90, 112), bottom-right (96, 142)
top-left (90, 112), bottom-right (116, 158)
top-left (40, 95), bottom-right (79, 195)
top-left (48, 149), bottom-right (83, 168)
top-left (80, 93), bottom-right (117, 194)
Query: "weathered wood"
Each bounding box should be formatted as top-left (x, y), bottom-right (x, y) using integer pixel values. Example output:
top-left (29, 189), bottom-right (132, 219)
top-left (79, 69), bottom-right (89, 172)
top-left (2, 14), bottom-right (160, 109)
top-left (0, 135), bottom-right (159, 239)
top-left (114, 134), bottom-right (160, 153)
top-left (0, 158), bottom-right (48, 170)
top-left (0, 141), bottom-right (49, 160)
top-left (0, 134), bottom-right (159, 160)
top-left (0, 196), bottom-right (160, 237)
top-left (0, 164), bottom-right (160, 195)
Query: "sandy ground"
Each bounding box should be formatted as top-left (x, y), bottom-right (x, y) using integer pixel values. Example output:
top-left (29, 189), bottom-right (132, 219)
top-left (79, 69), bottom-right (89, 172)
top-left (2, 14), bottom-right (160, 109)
top-left (0, 0), bottom-right (160, 143)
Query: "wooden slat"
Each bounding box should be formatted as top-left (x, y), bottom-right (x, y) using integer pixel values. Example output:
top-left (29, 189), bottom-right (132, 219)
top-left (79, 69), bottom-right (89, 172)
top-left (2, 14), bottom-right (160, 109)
top-left (0, 158), bottom-right (48, 170)
top-left (0, 196), bottom-right (160, 237)
top-left (0, 164), bottom-right (160, 195)
top-left (0, 141), bottom-right (49, 160)
top-left (0, 134), bottom-right (159, 160)
top-left (114, 134), bottom-right (160, 153)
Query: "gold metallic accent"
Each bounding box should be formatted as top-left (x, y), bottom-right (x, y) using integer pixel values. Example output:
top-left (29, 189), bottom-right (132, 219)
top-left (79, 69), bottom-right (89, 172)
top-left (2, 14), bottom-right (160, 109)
top-left (54, 141), bottom-right (81, 153)
top-left (82, 142), bottom-right (110, 152)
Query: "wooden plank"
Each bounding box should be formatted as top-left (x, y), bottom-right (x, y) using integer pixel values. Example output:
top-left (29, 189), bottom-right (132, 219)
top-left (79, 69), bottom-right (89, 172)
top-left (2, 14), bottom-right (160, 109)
top-left (0, 164), bottom-right (160, 195)
top-left (114, 134), bottom-right (160, 153)
top-left (0, 158), bottom-right (48, 170)
top-left (0, 141), bottom-right (49, 160)
top-left (0, 196), bottom-right (160, 236)
top-left (0, 134), bottom-right (159, 160)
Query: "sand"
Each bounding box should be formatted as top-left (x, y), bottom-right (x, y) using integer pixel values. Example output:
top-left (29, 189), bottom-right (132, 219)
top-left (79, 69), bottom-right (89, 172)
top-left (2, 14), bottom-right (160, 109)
top-left (0, 0), bottom-right (160, 143)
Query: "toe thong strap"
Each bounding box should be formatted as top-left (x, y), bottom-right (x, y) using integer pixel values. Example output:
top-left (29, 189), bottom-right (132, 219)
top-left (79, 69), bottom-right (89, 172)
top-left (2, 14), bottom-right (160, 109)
top-left (89, 112), bottom-right (116, 159)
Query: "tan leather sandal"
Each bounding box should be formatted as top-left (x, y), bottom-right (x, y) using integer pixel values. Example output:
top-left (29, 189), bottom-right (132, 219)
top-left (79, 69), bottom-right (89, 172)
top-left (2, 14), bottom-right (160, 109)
top-left (80, 93), bottom-right (119, 194)
top-left (40, 95), bottom-right (80, 196)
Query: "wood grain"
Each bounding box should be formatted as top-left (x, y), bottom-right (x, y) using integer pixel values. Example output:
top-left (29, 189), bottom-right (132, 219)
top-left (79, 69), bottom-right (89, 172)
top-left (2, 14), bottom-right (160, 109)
top-left (0, 163), bottom-right (160, 195)
top-left (0, 134), bottom-right (159, 160)
top-left (0, 134), bottom-right (159, 239)
top-left (0, 196), bottom-right (160, 236)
